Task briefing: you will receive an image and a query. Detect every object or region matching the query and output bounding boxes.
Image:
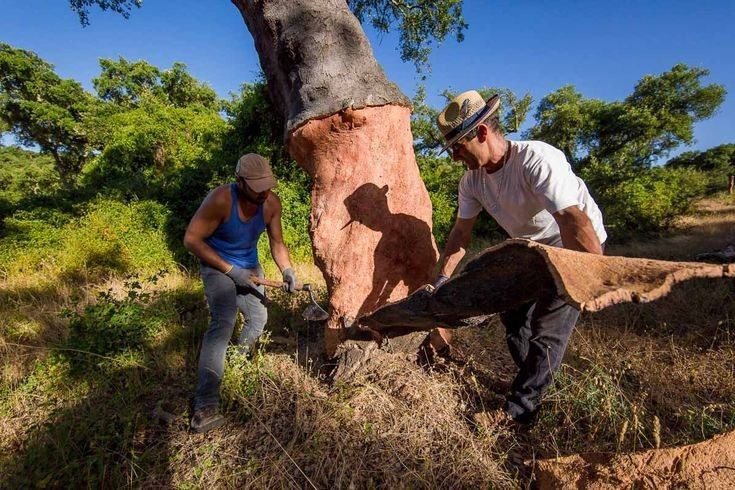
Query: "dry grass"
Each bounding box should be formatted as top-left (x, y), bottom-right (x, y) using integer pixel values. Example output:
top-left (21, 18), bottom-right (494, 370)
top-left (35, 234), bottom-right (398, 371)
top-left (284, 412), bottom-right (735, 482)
top-left (1, 195), bottom-right (734, 487)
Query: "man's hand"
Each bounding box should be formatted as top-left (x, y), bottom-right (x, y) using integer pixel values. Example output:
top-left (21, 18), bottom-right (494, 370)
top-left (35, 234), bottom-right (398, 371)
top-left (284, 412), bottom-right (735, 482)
top-left (225, 266), bottom-right (257, 289)
top-left (282, 268), bottom-right (297, 293)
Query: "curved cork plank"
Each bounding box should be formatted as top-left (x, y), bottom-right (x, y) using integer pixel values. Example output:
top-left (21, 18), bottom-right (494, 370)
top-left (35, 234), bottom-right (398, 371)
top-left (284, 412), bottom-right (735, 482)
top-left (360, 239), bottom-right (734, 333)
top-left (534, 430), bottom-right (735, 489)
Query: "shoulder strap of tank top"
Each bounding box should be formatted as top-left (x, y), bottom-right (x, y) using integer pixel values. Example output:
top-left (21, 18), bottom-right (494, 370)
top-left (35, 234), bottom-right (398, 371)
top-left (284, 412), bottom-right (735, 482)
top-left (228, 183), bottom-right (239, 223)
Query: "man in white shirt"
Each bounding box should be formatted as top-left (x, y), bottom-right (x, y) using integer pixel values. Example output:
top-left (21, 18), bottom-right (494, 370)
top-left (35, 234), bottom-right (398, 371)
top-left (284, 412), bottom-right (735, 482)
top-left (433, 90), bottom-right (607, 425)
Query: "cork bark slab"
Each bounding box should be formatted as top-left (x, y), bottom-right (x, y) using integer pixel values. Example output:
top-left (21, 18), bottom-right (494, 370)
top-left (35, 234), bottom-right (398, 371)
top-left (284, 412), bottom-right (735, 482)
top-left (361, 239), bottom-right (735, 334)
top-left (534, 430), bottom-right (735, 489)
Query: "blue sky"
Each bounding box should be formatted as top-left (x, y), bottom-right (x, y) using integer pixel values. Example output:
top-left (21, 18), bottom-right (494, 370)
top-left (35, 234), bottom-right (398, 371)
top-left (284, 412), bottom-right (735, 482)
top-left (1, 0), bottom-right (734, 158)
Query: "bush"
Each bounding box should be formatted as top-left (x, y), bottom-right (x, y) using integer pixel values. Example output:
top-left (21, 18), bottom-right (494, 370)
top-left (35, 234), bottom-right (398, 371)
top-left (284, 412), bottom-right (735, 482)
top-left (581, 159), bottom-right (707, 237)
top-left (0, 197), bottom-right (175, 282)
top-left (64, 279), bottom-right (162, 358)
top-left (82, 98), bottom-right (227, 200)
top-left (257, 180), bottom-right (313, 268)
top-left (428, 189), bottom-right (456, 245)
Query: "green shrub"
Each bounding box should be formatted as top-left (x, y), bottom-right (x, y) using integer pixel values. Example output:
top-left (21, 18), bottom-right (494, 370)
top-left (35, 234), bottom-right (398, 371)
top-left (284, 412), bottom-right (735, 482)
top-left (581, 159), bottom-right (707, 237)
top-left (257, 180), bottom-right (313, 270)
top-left (0, 197), bottom-right (175, 282)
top-left (82, 98), bottom-right (227, 199)
top-left (63, 272), bottom-right (168, 359)
top-left (428, 190), bottom-right (456, 246)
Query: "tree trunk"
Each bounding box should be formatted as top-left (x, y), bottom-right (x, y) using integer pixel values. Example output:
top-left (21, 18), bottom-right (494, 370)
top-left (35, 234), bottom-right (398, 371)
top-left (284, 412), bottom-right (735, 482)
top-left (231, 0), bottom-right (439, 356)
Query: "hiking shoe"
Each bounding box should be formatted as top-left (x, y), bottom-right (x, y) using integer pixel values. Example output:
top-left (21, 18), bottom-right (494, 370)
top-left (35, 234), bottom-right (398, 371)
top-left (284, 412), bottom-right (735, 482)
top-left (190, 406), bottom-right (225, 433)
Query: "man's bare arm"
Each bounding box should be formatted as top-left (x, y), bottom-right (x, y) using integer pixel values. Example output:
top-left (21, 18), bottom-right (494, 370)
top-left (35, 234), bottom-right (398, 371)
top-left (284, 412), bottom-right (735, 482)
top-left (437, 215), bottom-right (478, 278)
top-left (183, 188), bottom-right (231, 271)
top-left (265, 193), bottom-right (293, 273)
top-left (553, 205), bottom-right (602, 255)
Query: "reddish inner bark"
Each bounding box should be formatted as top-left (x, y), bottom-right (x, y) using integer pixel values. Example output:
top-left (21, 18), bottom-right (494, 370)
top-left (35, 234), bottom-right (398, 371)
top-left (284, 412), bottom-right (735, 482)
top-left (289, 105), bottom-right (438, 355)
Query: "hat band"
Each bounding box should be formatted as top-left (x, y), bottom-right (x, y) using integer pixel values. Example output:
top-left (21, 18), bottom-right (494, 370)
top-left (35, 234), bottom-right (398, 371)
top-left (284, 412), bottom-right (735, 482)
top-left (443, 104), bottom-right (493, 142)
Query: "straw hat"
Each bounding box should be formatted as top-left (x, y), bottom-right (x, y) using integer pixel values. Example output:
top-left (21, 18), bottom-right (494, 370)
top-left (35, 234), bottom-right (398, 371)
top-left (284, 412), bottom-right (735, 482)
top-left (437, 90), bottom-right (501, 153)
top-left (235, 153), bottom-right (277, 193)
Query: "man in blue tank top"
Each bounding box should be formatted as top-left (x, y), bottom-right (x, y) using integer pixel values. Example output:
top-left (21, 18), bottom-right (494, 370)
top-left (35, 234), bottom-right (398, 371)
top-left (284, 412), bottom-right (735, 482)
top-left (183, 153), bottom-right (299, 433)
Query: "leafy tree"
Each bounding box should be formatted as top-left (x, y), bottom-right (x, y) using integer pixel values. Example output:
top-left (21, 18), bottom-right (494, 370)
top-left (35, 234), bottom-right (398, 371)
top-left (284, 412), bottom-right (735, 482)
top-left (666, 144), bottom-right (735, 192)
top-left (0, 43), bottom-right (93, 180)
top-left (94, 58), bottom-right (218, 109)
top-left (68, 0), bottom-right (141, 26)
top-left (527, 64), bottom-right (726, 171)
top-left (666, 143), bottom-right (735, 172)
top-left (526, 85), bottom-right (602, 166)
top-left (348, 0), bottom-right (467, 73)
top-left (70, 0), bottom-right (467, 75)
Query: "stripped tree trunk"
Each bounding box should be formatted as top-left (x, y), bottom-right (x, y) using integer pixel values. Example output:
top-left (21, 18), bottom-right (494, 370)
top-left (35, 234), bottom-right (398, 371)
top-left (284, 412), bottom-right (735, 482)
top-left (231, 0), bottom-right (439, 356)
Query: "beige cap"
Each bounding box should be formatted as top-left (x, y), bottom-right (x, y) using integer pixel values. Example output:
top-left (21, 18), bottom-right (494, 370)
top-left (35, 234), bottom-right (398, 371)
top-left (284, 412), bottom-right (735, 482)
top-left (437, 90), bottom-right (501, 153)
top-left (235, 153), bottom-right (278, 193)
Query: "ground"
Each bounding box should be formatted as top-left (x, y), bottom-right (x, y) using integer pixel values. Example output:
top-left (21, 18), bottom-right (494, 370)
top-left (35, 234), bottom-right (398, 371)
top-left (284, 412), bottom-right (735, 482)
top-left (1, 195), bottom-right (733, 488)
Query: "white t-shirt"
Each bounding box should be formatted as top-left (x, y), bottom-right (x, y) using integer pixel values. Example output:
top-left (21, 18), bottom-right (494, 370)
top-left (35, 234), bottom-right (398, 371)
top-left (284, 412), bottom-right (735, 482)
top-left (458, 140), bottom-right (607, 247)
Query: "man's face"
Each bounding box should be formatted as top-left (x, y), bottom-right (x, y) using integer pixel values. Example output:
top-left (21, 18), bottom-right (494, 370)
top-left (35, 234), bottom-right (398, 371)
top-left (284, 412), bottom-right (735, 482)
top-left (449, 128), bottom-right (482, 170)
top-left (236, 177), bottom-right (269, 204)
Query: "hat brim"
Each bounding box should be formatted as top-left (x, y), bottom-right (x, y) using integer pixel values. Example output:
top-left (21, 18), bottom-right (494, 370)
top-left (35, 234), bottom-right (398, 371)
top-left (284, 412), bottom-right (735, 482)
top-left (439, 95), bottom-right (501, 154)
top-left (247, 175), bottom-right (278, 193)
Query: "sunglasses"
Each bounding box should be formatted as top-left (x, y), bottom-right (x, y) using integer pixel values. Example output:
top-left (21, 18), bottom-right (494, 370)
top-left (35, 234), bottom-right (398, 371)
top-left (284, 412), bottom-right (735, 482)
top-left (450, 127), bottom-right (480, 153)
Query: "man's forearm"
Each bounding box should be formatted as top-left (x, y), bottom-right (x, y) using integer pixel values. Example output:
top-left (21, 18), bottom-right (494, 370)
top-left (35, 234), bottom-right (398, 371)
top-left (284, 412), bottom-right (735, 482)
top-left (558, 218), bottom-right (602, 254)
top-left (185, 238), bottom-right (231, 272)
top-left (438, 228), bottom-right (470, 277)
top-left (270, 240), bottom-right (292, 273)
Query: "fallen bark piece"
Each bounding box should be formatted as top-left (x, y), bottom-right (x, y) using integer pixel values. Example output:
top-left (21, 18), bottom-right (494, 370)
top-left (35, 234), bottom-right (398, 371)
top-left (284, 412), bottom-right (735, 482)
top-left (361, 239), bottom-right (734, 333)
top-left (534, 430), bottom-right (735, 489)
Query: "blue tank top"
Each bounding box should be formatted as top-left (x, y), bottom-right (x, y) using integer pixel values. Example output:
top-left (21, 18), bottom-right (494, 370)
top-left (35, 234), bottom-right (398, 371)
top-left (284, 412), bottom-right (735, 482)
top-left (205, 183), bottom-right (265, 269)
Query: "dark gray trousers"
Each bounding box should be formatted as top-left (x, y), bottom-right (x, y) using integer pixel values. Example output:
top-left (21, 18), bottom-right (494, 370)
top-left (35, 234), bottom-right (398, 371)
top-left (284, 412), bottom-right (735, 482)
top-left (500, 294), bottom-right (580, 424)
top-left (194, 264), bottom-right (267, 411)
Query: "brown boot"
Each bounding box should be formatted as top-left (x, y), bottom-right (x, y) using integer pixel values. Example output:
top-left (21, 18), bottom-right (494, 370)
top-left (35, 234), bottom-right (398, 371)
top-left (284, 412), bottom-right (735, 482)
top-left (190, 406), bottom-right (225, 433)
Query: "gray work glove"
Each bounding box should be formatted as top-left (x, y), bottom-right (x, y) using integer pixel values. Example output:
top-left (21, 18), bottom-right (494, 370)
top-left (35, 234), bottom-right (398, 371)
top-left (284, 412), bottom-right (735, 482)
top-left (225, 265), bottom-right (256, 289)
top-left (433, 274), bottom-right (449, 289)
top-left (282, 267), bottom-right (297, 293)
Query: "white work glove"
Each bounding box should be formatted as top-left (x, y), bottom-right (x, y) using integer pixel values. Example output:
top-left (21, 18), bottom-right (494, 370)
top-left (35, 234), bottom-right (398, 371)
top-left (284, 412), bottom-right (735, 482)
top-left (282, 268), bottom-right (297, 293)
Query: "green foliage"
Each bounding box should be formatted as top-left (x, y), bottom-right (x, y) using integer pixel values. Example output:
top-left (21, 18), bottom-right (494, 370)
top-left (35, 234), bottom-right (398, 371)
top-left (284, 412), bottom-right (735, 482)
top-left (0, 43), bottom-right (93, 179)
top-left (83, 97), bottom-right (227, 196)
top-left (666, 144), bottom-right (735, 192)
top-left (94, 58), bottom-right (219, 110)
top-left (221, 81), bottom-right (302, 183)
top-left (527, 64), bottom-right (726, 171)
top-left (0, 198), bottom-right (175, 282)
top-left (0, 147), bottom-right (60, 223)
top-left (69, 0), bottom-right (142, 26)
top-left (581, 159), bottom-right (707, 236)
top-left (348, 0), bottom-right (467, 74)
top-left (63, 271), bottom-right (168, 358)
top-left (526, 85), bottom-right (601, 165)
top-left (260, 180), bottom-right (313, 264)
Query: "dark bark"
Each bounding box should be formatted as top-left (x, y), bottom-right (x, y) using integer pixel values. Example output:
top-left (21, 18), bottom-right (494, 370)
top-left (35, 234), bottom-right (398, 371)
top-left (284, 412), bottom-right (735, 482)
top-left (231, 0), bottom-right (410, 136)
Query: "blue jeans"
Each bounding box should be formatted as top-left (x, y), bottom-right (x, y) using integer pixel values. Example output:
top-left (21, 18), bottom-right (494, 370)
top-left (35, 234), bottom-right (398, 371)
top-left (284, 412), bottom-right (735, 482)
top-left (194, 263), bottom-right (268, 411)
top-left (500, 294), bottom-right (580, 424)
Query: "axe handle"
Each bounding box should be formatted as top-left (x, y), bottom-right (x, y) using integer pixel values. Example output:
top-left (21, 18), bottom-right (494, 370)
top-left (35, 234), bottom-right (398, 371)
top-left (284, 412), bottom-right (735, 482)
top-left (250, 275), bottom-right (305, 291)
